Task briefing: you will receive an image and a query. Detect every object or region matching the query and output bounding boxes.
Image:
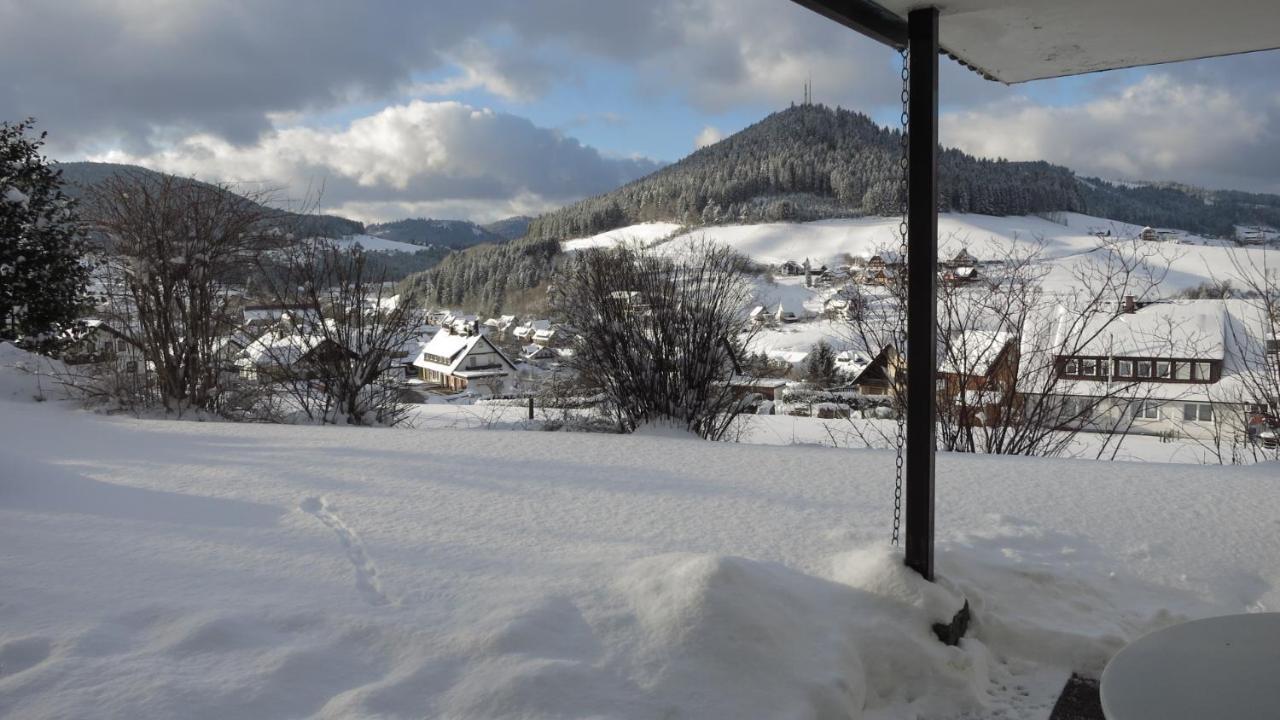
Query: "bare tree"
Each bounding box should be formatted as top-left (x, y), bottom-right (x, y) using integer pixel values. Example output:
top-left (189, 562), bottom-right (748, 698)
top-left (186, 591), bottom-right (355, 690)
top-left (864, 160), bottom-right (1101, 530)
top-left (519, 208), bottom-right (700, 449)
top-left (552, 237), bottom-right (760, 440)
top-left (1201, 249), bottom-right (1280, 462)
top-left (253, 238), bottom-right (422, 426)
top-left (86, 171), bottom-right (279, 415)
top-left (843, 233), bottom-right (1178, 457)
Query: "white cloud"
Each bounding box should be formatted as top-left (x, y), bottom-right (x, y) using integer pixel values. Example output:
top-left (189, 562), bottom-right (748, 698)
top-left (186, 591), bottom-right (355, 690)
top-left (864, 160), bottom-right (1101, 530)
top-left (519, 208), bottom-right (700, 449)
top-left (91, 101), bottom-right (659, 222)
top-left (695, 125), bottom-right (724, 149)
top-left (943, 74), bottom-right (1280, 192)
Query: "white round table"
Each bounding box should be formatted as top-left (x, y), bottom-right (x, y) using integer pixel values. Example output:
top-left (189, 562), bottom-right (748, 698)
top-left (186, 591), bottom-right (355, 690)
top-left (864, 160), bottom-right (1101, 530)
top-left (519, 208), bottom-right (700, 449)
top-left (1100, 613), bottom-right (1280, 720)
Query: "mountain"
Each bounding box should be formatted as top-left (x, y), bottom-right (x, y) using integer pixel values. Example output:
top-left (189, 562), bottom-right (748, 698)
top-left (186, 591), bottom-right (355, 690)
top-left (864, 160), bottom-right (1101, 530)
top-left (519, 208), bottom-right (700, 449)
top-left (526, 103), bottom-right (1280, 243)
top-left (526, 103), bottom-right (1086, 242)
top-left (409, 103), bottom-right (1280, 314)
top-left (483, 215), bottom-right (532, 241)
top-left (55, 162), bottom-right (366, 238)
top-left (1077, 178), bottom-right (1280, 238)
top-left (364, 218), bottom-right (507, 249)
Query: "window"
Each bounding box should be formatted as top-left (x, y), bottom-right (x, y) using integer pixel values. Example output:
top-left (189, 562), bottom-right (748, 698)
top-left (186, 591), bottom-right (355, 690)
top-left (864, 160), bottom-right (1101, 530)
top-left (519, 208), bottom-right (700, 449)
top-left (1137, 360), bottom-right (1152, 378)
top-left (1133, 402), bottom-right (1160, 420)
top-left (1064, 359), bottom-right (1079, 375)
top-left (1195, 362), bottom-right (1212, 381)
top-left (1183, 403), bottom-right (1214, 422)
top-left (125, 360), bottom-right (138, 373)
top-left (1175, 362), bottom-right (1191, 380)
top-left (1156, 361), bottom-right (1171, 378)
top-left (1117, 360), bottom-right (1133, 377)
top-left (1081, 358), bottom-right (1098, 376)
top-left (116, 339), bottom-right (127, 352)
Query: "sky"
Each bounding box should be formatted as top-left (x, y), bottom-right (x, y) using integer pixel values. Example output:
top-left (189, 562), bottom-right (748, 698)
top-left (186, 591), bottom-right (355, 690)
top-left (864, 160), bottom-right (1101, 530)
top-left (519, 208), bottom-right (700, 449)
top-left (3, 0), bottom-right (1278, 224)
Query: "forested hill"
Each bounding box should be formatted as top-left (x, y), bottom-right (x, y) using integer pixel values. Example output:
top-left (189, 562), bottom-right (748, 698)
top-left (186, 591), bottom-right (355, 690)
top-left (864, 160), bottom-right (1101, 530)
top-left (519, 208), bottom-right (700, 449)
top-left (364, 218), bottom-right (508, 249)
top-left (1078, 178), bottom-right (1280, 238)
top-left (526, 103), bottom-right (1085, 242)
top-left (56, 162), bottom-right (365, 238)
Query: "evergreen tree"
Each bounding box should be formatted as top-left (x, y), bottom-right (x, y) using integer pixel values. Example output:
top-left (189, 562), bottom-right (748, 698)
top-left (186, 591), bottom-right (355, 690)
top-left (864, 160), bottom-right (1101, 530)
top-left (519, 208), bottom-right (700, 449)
top-left (805, 340), bottom-right (838, 387)
top-left (0, 119), bottom-right (89, 353)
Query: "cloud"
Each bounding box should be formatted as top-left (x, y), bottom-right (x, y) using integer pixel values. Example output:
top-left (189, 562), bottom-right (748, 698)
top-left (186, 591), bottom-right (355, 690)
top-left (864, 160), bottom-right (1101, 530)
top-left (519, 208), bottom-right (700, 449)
top-left (942, 73), bottom-right (1280, 193)
top-left (2, 0), bottom-right (1002, 156)
top-left (91, 101), bottom-right (661, 223)
top-left (695, 126), bottom-right (725, 149)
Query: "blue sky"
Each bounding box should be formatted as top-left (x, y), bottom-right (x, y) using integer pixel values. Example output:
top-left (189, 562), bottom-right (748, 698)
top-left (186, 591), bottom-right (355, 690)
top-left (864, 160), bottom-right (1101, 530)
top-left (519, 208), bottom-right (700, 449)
top-left (3, 1), bottom-right (1277, 223)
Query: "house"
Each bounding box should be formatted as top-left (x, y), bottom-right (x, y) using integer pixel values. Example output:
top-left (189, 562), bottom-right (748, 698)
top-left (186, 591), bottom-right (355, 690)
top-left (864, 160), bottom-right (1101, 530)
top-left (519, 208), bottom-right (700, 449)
top-left (844, 345), bottom-right (898, 396)
top-left (941, 265), bottom-right (981, 286)
top-left (727, 375), bottom-right (791, 403)
top-left (443, 313), bottom-right (480, 335)
top-left (425, 309), bottom-right (453, 326)
top-left (483, 315), bottom-right (518, 333)
top-left (236, 333), bottom-right (360, 382)
top-left (413, 327), bottom-right (517, 394)
top-left (834, 349), bottom-right (874, 377)
top-left (1139, 226), bottom-right (1159, 242)
top-left (860, 266), bottom-right (897, 286)
top-left (779, 260), bottom-right (804, 276)
top-left (513, 319), bottom-right (551, 341)
top-left (532, 325), bottom-right (558, 346)
top-left (521, 344), bottom-right (557, 361)
top-left (865, 251), bottom-right (903, 271)
top-left (63, 319), bottom-right (147, 376)
top-left (946, 248), bottom-right (978, 267)
top-left (823, 295), bottom-right (864, 320)
top-left (1033, 299), bottom-right (1275, 439)
top-left (937, 330), bottom-right (1019, 426)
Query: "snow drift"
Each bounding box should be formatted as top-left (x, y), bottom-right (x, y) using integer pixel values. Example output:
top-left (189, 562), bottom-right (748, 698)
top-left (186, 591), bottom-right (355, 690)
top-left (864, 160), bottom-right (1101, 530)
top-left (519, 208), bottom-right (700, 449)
top-left (1, 353), bottom-right (1276, 718)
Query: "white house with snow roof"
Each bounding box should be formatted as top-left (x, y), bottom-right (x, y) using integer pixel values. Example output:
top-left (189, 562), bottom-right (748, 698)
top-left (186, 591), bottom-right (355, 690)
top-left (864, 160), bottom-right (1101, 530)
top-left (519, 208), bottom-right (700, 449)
top-left (1028, 299), bottom-right (1277, 440)
top-left (412, 327), bottom-right (517, 394)
top-left (513, 319), bottom-right (551, 341)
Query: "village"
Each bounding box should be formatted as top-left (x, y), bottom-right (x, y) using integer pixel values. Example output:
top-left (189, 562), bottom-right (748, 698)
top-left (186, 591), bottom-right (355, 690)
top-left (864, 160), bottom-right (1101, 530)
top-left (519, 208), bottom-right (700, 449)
top-left (56, 223), bottom-right (1279, 462)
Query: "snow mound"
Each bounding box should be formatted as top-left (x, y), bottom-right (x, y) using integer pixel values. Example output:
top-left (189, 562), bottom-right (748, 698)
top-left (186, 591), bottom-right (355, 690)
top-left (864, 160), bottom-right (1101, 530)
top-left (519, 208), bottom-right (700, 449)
top-left (440, 549), bottom-right (988, 719)
top-left (0, 342), bottom-right (67, 403)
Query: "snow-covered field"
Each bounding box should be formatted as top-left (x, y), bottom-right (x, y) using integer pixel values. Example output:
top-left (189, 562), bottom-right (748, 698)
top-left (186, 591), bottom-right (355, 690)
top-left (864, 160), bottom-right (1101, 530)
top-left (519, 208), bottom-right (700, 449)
top-left (335, 234), bottom-right (430, 254)
top-left (565, 214), bottom-right (1270, 296)
top-left (560, 222), bottom-right (683, 252)
top-left (2, 352), bottom-right (1278, 719)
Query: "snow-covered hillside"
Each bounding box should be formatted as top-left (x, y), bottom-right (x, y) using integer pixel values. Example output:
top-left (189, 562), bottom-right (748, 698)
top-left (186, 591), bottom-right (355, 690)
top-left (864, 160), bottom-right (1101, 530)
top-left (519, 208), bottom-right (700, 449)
top-left (1, 355), bottom-right (1277, 719)
top-left (334, 234), bottom-right (431, 254)
top-left (560, 221), bottom-right (683, 252)
top-left (564, 213), bottom-right (1270, 296)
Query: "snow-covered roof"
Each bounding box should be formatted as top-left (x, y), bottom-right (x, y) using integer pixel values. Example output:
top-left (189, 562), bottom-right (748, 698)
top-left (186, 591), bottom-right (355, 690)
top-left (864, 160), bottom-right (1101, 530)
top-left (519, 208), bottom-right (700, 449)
top-left (415, 329), bottom-right (479, 371)
top-left (940, 330), bottom-right (1014, 376)
top-left (729, 375), bottom-right (791, 389)
top-left (1059, 301), bottom-right (1227, 360)
top-left (1038, 300), bottom-right (1274, 403)
top-left (239, 332), bottom-right (320, 367)
top-left (413, 328), bottom-right (516, 375)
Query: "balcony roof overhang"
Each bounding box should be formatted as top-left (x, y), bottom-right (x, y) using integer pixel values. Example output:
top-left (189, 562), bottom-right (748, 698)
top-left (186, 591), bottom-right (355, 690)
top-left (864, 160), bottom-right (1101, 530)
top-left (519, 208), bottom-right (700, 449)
top-left (791, 0), bottom-right (1280, 82)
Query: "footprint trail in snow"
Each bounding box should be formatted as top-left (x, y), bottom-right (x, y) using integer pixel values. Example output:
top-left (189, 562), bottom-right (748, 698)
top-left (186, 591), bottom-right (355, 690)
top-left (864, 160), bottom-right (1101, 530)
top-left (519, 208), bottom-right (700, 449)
top-left (300, 496), bottom-right (393, 607)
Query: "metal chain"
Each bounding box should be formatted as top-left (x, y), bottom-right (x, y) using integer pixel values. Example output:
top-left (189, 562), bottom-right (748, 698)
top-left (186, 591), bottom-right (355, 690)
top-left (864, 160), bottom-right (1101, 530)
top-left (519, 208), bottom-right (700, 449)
top-left (891, 46), bottom-right (909, 547)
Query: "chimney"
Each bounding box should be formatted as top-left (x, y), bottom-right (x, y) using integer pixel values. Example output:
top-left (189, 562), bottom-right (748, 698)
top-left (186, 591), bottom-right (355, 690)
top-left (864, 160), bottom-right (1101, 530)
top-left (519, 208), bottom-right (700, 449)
top-left (473, 319), bottom-right (481, 336)
top-left (1122, 295), bottom-right (1136, 314)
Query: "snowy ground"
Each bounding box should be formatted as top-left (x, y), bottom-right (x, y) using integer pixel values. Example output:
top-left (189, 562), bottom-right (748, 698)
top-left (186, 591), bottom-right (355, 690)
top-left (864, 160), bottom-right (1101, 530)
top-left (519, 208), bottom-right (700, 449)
top-left (335, 234), bottom-right (432, 254)
top-left (2, 352), bottom-right (1278, 719)
top-left (561, 222), bottom-right (683, 252)
top-left (567, 214), bottom-right (1273, 296)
